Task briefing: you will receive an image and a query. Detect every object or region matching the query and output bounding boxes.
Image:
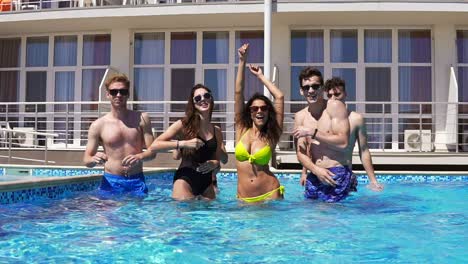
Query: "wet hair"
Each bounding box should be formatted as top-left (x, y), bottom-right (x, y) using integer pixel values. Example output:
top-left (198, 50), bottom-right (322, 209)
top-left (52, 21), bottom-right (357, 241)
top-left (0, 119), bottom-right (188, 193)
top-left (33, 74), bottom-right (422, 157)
top-left (237, 93), bottom-right (281, 145)
top-left (298, 67), bottom-right (324, 87)
top-left (324, 77), bottom-right (346, 93)
top-left (105, 74), bottom-right (130, 90)
top-left (181, 84), bottom-right (214, 156)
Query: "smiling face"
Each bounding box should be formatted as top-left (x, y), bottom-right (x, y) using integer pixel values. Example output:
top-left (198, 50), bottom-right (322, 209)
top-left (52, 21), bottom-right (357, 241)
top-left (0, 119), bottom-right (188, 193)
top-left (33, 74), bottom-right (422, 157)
top-left (192, 88), bottom-right (212, 114)
top-left (249, 99), bottom-right (269, 128)
top-left (106, 81), bottom-right (129, 108)
top-left (300, 75), bottom-right (323, 104)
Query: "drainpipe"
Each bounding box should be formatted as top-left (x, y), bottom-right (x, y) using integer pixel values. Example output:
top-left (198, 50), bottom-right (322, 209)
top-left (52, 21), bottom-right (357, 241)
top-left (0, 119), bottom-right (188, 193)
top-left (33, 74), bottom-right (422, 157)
top-left (264, 0), bottom-right (272, 98)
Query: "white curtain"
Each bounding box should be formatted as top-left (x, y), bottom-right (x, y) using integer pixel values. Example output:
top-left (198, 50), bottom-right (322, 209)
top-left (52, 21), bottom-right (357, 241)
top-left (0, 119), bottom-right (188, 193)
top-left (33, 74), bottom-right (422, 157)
top-left (134, 32), bottom-right (164, 65)
top-left (26, 37), bottom-right (48, 67)
top-left (365, 30), bottom-right (392, 63)
top-left (54, 36), bottom-right (77, 66)
top-left (330, 30), bottom-right (357, 63)
top-left (134, 68), bottom-right (164, 112)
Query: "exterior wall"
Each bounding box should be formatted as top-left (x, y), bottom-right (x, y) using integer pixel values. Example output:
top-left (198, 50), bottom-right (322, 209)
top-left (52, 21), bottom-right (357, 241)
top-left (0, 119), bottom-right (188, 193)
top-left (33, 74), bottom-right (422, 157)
top-left (1, 2), bottom-right (468, 153)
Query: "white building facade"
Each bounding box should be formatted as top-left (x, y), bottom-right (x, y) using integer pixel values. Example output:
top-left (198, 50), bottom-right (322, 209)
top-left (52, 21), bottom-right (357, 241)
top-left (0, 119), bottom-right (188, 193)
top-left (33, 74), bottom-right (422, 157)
top-left (0, 1), bottom-right (468, 158)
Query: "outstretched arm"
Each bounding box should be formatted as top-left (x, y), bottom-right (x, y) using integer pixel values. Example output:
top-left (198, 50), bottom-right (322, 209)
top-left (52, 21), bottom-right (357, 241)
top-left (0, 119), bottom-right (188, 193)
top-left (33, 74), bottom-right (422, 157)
top-left (357, 118), bottom-right (383, 191)
top-left (149, 120), bottom-right (204, 153)
top-left (248, 65), bottom-right (284, 130)
top-left (235, 44), bottom-right (249, 140)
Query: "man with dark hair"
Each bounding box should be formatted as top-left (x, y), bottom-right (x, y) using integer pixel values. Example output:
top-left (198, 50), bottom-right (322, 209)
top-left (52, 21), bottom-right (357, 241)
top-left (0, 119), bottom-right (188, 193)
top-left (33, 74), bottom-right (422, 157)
top-left (324, 77), bottom-right (383, 191)
top-left (293, 68), bottom-right (355, 202)
top-left (83, 74), bottom-right (156, 195)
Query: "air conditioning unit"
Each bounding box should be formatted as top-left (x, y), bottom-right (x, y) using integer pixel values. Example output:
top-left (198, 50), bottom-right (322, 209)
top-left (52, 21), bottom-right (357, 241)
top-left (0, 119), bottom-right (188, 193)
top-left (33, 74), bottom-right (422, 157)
top-left (12, 127), bottom-right (36, 147)
top-left (404, 129), bottom-right (432, 152)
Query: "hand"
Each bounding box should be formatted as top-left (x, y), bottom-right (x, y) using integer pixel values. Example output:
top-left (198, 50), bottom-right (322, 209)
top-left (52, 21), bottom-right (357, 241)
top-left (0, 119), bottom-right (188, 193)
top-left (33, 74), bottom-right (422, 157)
top-left (367, 182), bottom-right (384, 192)
top-left (197, 160), bottom-right (220, 174)
top-left (122, 154), bottom-right (142, 168)
top-left (300, 171), bottom-right (308, 186)
top-left (237, 43), bottom-right (249, 62)
top-left (293, 126), bottom-right (316, 138)
top-left (312, 167), bottom-right (336, 187)
top-left (181, 138), bottom-right (204, 150)
top-left (248, 64), bottom-right (263, 77)
top-left (92, 152), bottom-right (108, 166)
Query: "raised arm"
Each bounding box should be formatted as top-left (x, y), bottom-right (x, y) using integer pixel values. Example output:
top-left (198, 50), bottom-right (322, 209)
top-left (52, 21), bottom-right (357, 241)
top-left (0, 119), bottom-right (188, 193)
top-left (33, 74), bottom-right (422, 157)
top-left (149, 120), bottom-right (203, 153)
top-left (248, 65), bottom-right (284, 130)
top-left (235, 44), bottom-right (248, 137)
top-left (315, 100), bottom-right (350, 149)
top-left (356, 116), bottom-right (383, 191)
top-left (83, 120), bottom-right (107, 168)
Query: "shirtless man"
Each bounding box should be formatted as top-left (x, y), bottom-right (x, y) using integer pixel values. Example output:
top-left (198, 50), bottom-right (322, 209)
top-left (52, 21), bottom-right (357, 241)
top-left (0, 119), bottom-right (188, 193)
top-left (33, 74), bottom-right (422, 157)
top-left (293, 67), bottom-right (354, 202)
top-left (83, 74), bottom-right (156, 195)
top-left (324, 77), bottom-right (383, 191)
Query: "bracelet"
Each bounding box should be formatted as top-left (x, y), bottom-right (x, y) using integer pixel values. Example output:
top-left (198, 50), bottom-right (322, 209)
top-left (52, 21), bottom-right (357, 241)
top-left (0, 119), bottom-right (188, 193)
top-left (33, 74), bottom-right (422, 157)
top-left (312, 128), bottom-right (318, 139)
top-left (176, 140), bottom-right (179, 150)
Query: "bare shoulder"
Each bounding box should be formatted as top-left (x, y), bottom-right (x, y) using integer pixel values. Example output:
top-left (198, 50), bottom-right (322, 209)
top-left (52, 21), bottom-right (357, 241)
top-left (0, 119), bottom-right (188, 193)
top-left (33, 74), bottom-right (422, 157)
top-left (349, 111), bottom-right (364, 126)
top-left (294, 107), bottom-right (308, 125)
top-left (138, 111), bottom-right (151, 123)
top-left (89, 115), bottom-right (106, 130)
top-left (214, 125), bottom-right (224, 139)
top-left (326, 100), bottom-right (347, 117)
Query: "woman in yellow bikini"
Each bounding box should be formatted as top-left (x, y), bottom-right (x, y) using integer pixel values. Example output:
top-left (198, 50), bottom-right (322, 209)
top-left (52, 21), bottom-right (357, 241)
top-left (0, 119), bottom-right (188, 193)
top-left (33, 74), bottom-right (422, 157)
top-left (235, 43), bottom-right (284, 203)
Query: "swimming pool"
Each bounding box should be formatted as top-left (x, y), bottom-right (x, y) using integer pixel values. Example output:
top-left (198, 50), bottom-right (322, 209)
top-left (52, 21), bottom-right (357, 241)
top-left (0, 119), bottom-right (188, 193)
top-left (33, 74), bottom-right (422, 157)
top-left (0, 173), bottom-right (466, 263)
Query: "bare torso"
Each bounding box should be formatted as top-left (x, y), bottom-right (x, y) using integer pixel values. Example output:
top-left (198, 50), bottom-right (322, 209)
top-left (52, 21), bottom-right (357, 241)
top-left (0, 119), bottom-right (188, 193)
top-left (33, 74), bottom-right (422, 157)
top-left (97, 111), bottom-right (145, 175)
top-left (236, 129), bottom-right (281, 198)
top-left (299, 107), bottom-right (351, 169)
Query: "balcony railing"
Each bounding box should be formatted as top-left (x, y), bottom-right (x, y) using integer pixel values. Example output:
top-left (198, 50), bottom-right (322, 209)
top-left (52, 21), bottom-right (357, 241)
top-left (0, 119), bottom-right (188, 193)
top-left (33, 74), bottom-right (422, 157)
top-left (2, 0), bottom-right (466, 14)
top-left (0, 100), bottom-right (467, 154)
top-left (0, 0), bottom-right (247, 12)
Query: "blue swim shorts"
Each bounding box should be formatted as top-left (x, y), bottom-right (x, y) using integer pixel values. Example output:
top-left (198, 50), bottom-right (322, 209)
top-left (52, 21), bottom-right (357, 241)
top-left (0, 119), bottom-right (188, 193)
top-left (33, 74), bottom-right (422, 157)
top-left (100, 172), bottom-right (148, 195)
top-left (304, 166), bottom-right (357, 203)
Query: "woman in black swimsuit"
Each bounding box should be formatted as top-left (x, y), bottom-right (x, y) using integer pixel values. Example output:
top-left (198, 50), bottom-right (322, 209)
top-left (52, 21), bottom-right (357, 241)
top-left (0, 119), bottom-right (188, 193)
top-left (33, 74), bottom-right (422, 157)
top-left (150, 84), bottom-right (228, 200)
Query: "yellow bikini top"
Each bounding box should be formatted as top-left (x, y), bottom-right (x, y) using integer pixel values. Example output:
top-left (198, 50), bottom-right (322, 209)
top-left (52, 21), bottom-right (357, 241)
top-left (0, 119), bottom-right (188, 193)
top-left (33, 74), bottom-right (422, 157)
top-left (235, 129), bottom-right (272, 166)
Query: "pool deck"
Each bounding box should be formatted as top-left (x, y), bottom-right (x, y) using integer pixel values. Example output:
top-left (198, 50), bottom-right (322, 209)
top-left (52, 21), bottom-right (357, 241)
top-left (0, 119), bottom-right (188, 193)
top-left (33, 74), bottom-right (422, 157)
top-left (1, 149), bottom-right (467, 171)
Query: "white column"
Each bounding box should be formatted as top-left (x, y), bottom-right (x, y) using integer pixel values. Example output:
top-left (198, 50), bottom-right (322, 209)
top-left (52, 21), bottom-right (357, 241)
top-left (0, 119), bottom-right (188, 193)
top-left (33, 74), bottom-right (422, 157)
top-left (263, 0), bottom-right (272, 97)
top-left (433, 24), bottom-right (457, 151)
top-left (110, 28), bottom-right (131, 76)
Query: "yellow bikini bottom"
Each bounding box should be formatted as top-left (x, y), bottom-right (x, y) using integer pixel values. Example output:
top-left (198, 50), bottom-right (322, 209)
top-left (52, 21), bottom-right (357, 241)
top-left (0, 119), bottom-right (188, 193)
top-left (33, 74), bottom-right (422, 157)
top-left (237, 186), bottom-right (285, 203)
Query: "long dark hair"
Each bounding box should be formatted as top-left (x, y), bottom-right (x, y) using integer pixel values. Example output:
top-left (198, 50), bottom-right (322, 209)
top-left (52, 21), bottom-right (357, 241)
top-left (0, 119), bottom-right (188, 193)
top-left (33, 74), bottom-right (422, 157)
top-left (181, 84), bottom-right (214, 156)
top-left (238, 93), bottom-right (281, 145)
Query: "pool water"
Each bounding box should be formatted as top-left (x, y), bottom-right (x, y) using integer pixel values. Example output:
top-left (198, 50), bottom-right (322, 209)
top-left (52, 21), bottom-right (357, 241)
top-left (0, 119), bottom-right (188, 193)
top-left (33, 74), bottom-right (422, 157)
top-left (0, 176), bottom-right (467, 263)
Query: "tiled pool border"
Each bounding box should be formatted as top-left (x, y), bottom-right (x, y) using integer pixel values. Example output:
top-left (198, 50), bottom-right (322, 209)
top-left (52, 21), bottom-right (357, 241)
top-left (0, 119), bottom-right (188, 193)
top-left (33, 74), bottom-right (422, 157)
top-left (1, 167), bottom-right (467, 205)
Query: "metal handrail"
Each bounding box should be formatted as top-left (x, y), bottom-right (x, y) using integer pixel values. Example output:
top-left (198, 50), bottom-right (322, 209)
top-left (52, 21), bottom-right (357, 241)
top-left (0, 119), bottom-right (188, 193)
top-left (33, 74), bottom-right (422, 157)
top-left (0, 100), bottom-right (467, 155)
top-left (0, 128), bottom-right (58, 164)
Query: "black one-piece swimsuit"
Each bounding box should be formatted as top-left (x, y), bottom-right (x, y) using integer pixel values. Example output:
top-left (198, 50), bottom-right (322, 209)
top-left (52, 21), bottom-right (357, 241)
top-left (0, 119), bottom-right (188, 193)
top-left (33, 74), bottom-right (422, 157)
top-left (173, 134), bottom-right (217, 195)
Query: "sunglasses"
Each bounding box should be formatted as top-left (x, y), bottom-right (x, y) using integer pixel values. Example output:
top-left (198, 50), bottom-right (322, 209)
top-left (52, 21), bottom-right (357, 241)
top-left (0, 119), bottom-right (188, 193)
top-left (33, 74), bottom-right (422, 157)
top-left (250, 105), bottom-right (269, 113)
top-left (327, 92), bottom-right (342, 98)
top-left (301, 84), bottom-right (322, 92)
top-left (193, 93), bottom-right (212, 103)
top-left (108, 89), bottom-right (129, 96)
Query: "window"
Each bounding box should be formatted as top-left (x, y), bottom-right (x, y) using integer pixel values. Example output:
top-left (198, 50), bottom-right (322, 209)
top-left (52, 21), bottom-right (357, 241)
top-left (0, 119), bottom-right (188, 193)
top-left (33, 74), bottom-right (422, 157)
top-left (133, 32), bottom-right (165, 112)
top-left (0, 38), bottom-right (21, 104)
top-left (330, 30), bottom-right (357, 63)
